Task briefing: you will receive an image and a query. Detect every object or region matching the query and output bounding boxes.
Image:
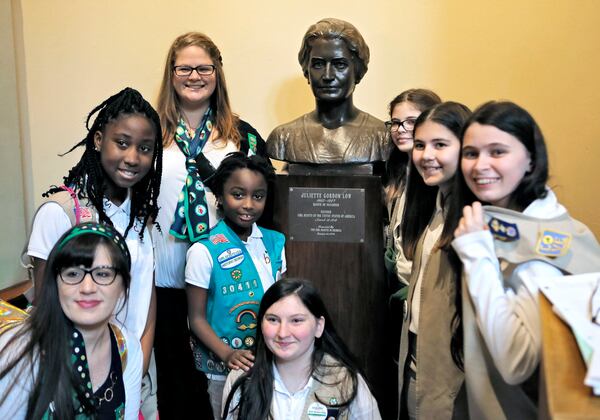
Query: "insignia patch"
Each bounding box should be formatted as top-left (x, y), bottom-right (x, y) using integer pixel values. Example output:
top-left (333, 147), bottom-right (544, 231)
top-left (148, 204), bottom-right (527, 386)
top-left (231, 269), bottom-right (242, 280)
top-left (231, 337), bottom-right (243, 349)
top-left (488, 217), bottom-right (520, 242)
top-left (79, 208), bottom-right (93, 220)
top-left (536, 229), bottom-right (572, 257)
top-left (244, 336), bottom-right (255, 347)
top-left (263, 251), bottom-right (271, 265)
top-left (210, 233), bottom-right (229, 245)
top-left (217, 248), bottom-right (244, 269)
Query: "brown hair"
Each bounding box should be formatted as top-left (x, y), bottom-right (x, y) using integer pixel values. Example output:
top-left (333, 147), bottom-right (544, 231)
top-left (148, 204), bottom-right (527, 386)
top-left (156, 32), bottom-right (240, 148)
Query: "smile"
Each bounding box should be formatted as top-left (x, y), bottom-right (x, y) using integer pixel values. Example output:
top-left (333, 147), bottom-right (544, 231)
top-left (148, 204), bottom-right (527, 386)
top-left (118, 168), bottom-right (138, 179)
top-left (76, 300), bottom-right (102, 309)
top-left (474, 177), bottom-right (500, 185)
top-left (238, 214), bottom-right (254, 221)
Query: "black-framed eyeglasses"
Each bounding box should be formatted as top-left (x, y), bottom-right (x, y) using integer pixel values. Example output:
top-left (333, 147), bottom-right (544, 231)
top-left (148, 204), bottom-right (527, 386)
top-left (173, 65), bottom-right (216, 77)
top-left (59, 266), bottom-right (119, 286)
top-left (384, 117), bottom-right (417, 133)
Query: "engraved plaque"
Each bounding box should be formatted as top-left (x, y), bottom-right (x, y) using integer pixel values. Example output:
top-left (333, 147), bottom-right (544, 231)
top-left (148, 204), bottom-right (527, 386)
top-left (288, 187), bottom-right (365, 243)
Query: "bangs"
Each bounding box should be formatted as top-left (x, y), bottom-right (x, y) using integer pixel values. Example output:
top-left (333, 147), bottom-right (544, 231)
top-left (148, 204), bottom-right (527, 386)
top-left (53, 235), bottom-right (129, 277)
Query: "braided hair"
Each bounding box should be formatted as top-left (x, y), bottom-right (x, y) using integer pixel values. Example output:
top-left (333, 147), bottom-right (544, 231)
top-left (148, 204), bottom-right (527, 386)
top-left (45, 87), bottom-right (163, 240)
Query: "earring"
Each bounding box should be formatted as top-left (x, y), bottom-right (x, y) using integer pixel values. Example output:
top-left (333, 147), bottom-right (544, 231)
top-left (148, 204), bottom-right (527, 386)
top-left (94, 146), bottom-right (100, 152)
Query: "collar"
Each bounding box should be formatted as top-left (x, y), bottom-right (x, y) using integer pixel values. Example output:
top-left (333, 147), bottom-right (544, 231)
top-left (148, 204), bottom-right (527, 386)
top-left (272, 363), bottom-right (313, 397)
top-left (523, 188), bottom-right (566, 219)
top-left (103, 191), bottom-right (132, 218)
top-left (248, 223), bottom-right (262, 239)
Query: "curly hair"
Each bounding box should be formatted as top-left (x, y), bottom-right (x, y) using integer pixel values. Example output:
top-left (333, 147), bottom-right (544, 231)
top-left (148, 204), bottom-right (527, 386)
top-left (47, 87), bottom-right (162, 240)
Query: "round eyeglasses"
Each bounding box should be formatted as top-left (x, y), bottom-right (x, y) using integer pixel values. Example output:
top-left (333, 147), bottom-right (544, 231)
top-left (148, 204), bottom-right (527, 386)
top-left (173, 65), bottom-right (216, 77)
top-left (59, 266), bottom-right (119, 286)
top-left (384, 117), bottom-right (417, 133)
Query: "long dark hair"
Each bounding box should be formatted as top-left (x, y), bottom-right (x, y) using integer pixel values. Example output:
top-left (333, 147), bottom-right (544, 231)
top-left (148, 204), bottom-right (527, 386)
top-left (401, 101), bottom-right (472, 259)
top-left (0, 224), bottom-right (131, 419)
top-left (46, 87), bottom-right (163, 240)
top-left (384, 89), bottom-right (442, 204)
top-left (399, 102), bottom-right (471, 371)
top-left (223, 278), bottom-right (366, 419)
top-left (455, 100), bottom-right (549, 211)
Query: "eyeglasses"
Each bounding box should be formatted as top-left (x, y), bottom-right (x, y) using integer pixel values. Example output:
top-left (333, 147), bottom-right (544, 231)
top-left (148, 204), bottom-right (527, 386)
top-left (59, 266), bottom-right (119, 286)
top-left (173, 65), bottom-right (216, 77)
top-left (384, 117), bottom-right (417, 133)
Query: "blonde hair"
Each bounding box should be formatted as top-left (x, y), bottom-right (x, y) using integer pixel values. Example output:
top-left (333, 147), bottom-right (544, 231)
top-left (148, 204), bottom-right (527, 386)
top-left (156, 32), bottom-right (240, 147)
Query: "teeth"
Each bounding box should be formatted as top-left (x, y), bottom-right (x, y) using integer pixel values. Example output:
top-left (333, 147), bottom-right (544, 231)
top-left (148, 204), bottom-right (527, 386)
top-left (475, 178), bottom-right (498, 185)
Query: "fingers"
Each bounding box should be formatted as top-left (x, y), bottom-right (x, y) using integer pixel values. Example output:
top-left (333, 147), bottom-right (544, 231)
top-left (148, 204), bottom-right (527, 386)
top-left (454, 202), bottom-right (486, 237)
top-left (227, 350), bottom-right (255, 371)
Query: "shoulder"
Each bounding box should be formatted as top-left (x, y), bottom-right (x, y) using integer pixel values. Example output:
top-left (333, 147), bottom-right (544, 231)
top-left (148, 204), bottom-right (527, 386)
top-left (267, 114), bottom-right (309, 142)
top-left (524, 188), bottom-right (567, 218)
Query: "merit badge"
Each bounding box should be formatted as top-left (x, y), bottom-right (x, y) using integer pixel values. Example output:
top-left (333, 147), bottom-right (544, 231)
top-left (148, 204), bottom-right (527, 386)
top-left (217, 248), bottom-right (244, 269)
top-left (210, 233), bottom-right (229, 245)
top-left (488, 217), bottom-right (520, 242)
top-left (244, 336), bottom-right (255, 347)
top-left (231, 337), bottom-right (243, 349)
top-left (231, 269), bottom-right (242, 281)
top-left (307, 402), bottom-right (328, 419)
top-left (536, 229), bottom-right (572, 257)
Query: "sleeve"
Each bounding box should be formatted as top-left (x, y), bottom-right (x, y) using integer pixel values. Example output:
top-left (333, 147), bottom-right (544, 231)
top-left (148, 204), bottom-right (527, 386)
top-left (347, 374), bottom-right (382, 420)
top-left (185, 242), bottom-right (213, 289)
top-left (0, 331), bottom-right (33, 419)
top-left (27, 202), bottom-right (72, 260)
top-left (221, 369), bottom-right (243, 420)
top-left (452, 230), bottom-right (563, 385)
top-left (277, 246), bottom-right (287, 280)
top-left (122, 327), bottom-right (143, 420)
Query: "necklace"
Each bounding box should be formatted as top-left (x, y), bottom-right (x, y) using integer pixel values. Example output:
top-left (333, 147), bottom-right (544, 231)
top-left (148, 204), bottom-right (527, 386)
top-left (98, 371), bottom-right (118, 406)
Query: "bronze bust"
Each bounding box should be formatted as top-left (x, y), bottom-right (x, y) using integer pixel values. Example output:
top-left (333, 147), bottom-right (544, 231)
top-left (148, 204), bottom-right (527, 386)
top-left (267, 18), bottom-right (390, 164)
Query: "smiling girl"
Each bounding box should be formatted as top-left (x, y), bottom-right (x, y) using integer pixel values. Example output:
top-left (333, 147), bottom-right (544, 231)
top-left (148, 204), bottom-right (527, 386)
top-left (185, 153), bottom-right (286, 419)
top-left (153, 32), bottom-right (269, 416)
top-left (222, 278), bottom-right (381, 419)
top-left (25, 87), bottom-right (162, 416)
top-left (2, 223), bottom-right (142, 419)
top-left (397, 102), bottom-right (471, 419)
top-left (452, 101), bottom-right (600, 419)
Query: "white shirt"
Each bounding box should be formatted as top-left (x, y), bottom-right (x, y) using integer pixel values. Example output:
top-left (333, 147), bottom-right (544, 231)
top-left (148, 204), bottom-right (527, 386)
top-left (452, 189), bottom-right (565, 419)
top-left (152, 140), bottom-right (238, 289)
top-left (185, 223), bottom-right (286, 292)
top-left (0, 323), bottom-right (143, 420)
top-left (27, 195), bottom-right (154, 340)
top-left (222, 363), bottom-right (382, 420)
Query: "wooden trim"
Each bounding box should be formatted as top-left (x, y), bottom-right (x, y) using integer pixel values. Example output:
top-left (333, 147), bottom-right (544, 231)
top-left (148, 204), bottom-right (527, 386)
top-left (0, 280), bottom-right (32, 302)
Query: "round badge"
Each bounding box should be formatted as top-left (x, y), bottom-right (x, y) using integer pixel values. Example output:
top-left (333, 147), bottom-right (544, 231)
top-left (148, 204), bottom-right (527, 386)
top-left (195, 180), bottom-right (204, 191)
top-left (307, 402), bottom-right (328, 419)
top-left (231, 337), bottom-right (243, 349)
top-left (195, 204), bottom-right (207, 217)
top-left (196, 223), bottom-right (208, 234)
top-left (244, 336), bottom-right (255, 347)
top-left (178, 206), bottom-right (185, 218)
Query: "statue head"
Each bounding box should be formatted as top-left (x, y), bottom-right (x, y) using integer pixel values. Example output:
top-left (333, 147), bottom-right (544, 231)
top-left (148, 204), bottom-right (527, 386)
top-left (298, 18), bottom-right (370, 85)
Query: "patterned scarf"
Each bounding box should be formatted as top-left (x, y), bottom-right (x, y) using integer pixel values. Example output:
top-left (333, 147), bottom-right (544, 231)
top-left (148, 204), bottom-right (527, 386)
top-left (170, 108), bottom-right (214, 242)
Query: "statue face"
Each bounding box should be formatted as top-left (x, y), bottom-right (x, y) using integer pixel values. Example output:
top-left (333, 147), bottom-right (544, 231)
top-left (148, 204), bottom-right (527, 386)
top-left (308, 38), bottom-right (356, 103)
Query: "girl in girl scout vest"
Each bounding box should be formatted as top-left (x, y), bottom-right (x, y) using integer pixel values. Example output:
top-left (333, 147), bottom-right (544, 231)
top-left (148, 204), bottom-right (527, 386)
top-left (397, 102), bottom-right (471, 419)
top-left (452, 101), bottom-right (600, 420)
top-left (1, 223), bottom-right (143, 419)
top-left (222, 278), bottom-right (381, 420)
top-left (185, 153), bottom-right (286, 419)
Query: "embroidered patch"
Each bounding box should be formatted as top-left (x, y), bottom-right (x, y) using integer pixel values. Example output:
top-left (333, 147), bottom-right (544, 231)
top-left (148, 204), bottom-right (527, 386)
top-left (231, 269), bottom-right (242, 280)
top-left (244, 336), bottom-right (255, 347)
top-left (236, 309), bottom-right (257, 331)
top-left (217, 248), bottom-right (245, 269)
top-left (210, 233), bottom-right (229, 245)
top-left (536, 229), bottom-right (572, 257)
top-left (488, 217), bottom-right (520, 242)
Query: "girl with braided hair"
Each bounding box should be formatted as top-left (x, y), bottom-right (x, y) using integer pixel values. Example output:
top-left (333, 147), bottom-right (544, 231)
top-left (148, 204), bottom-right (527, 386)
top-left (153, 32), bottom-right (269, 417)
top-left (25, 87), bottom-right (162, 417)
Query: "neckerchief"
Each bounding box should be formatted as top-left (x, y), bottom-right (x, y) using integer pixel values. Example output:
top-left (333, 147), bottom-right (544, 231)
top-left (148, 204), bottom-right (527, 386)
top-left (170, 108), bottom-right (214, 242)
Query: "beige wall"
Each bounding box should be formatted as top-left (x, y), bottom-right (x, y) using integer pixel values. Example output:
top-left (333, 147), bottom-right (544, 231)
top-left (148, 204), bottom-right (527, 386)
top-left (7, 0), bottom-right (600, 283)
